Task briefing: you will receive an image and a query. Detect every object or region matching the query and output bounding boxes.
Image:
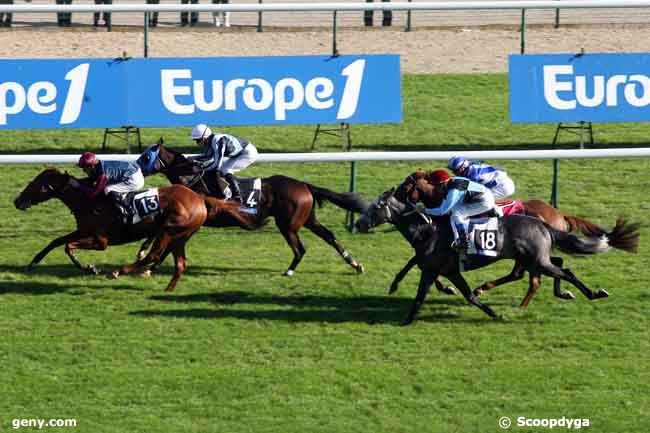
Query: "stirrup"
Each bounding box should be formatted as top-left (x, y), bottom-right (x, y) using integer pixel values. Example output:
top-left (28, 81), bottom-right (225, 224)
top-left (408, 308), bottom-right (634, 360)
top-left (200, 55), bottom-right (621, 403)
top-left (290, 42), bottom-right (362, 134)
top-left (451, 238), bottom-right (468, 251)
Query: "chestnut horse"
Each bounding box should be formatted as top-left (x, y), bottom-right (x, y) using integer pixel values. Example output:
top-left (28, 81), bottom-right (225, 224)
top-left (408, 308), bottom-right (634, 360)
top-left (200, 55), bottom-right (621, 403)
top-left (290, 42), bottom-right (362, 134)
top-left (14, 168), bottom-right (255, 292)
top-left (357, 171), bottom-right (626, 307)
top-left (136, 140), bottom-right (368, 276)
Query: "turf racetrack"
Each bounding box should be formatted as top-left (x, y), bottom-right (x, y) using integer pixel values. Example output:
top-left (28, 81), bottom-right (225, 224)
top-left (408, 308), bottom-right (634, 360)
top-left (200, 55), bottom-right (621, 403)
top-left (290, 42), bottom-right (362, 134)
top-left (1, 75), bottom-right (649, 433)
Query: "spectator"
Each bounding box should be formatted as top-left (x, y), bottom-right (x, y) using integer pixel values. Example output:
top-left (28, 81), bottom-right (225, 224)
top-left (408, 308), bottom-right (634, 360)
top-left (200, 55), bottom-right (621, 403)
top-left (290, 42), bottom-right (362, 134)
top-left (364, 0), bottom-right (392, 27)
top-left (212, 0), bottom-right (229, 27)
top-left (56, 0), bottom-right (72, 27)
top-left (93, 0), bottom-right (111, 28)
top-left (180, 0), bottom-right (198, 27)
top-left (0, 0), bottom-right (13, 27)
top-left (146, 0), bottom-right (159, 27)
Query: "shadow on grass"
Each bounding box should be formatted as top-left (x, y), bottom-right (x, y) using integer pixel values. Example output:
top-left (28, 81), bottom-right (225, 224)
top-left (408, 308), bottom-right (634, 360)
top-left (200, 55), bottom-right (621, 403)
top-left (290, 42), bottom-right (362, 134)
top-left (0, 280), bottom-right (138, 295)
top-left (131, 291), bottom-right (509, 324)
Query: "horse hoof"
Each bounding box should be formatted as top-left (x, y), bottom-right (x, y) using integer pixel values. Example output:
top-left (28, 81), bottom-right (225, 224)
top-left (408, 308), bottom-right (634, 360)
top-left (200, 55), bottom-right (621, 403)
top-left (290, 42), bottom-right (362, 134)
top-left (140, 270), bottom-right (153, 278)
top-left (283, 270), bottom-right (295, 277)
top-left (388, 283), bottom-right (398, 295)
top-left (560, 291), bottom-right (576, 300)
top-left (595, 289), bottom-right (609, 299)
top-left (400, 318), bottom-right (414, 326)
top-left (473, 288), bottom-right (483, 297)
top-left (164, 286), bottom-right (176, 293)
top-left (137, 252), bottom-right (147, 261)
top-left (25, 264), bottom-right (34, 273)
top-left (355, 263), bottom-right (365, 274)
top-left (85, 265), bottom-right (99, 275)
top-left (108, 270), bottom-right (120, 280)
top-left (442, 286), bottom-right (457, 296)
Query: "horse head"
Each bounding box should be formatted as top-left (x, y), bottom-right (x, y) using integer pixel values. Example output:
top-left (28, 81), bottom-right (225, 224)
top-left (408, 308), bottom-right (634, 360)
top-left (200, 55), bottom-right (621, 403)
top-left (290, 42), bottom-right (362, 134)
top-left (14, 168), bottom-right (71, 210)
top-left (354, 188), bottom-right (407, 233)
top-left (137, 137), bottom-right (198, 181)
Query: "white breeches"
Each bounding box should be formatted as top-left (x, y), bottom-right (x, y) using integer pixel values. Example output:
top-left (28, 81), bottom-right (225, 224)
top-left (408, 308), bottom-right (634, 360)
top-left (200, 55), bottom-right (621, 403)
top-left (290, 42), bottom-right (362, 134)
top-left (105, 169), bottom-right (145, 194)
top-left (450, 192), bottom-right (496, 229)
top-left (221, 145), bottom-right (258, 174)
top-left (490, 177), bottom-right (515, 200)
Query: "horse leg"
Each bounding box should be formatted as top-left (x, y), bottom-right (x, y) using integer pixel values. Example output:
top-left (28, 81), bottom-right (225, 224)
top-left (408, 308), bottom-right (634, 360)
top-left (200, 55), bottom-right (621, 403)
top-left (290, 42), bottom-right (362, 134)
top-left (112, 233), bottom-right (171, 279)
top-left (538, 260), bottom-right (608, 300)
top-left (136, 236), bottom-right (154, 261)
top-left (304, 216), bottom-right (364, 274)
top-left (446, 272), bottom-right (499, 318)
top-left (65, 235), bottom-right (109, 275)
top-left (402, 268), bottom-right (437, 326)
top-left (390, 255), bottom-right (418, 294)
top-left (164, 241), bottom-right (187, 293)
top-left (389, 255), bottom-right (455, 296)
top-left (277, 226), bottom-right (306, 277)
top-left (28, 231), bottom-right (106, 274)
top-left (473, 262), bottom-right (526, 297)
top-left (550, 256), bottom-right (575, 300)
top-left (27, 231), bottom-right (78, 271)
top-left (520, 273), bottom-right (542, 308)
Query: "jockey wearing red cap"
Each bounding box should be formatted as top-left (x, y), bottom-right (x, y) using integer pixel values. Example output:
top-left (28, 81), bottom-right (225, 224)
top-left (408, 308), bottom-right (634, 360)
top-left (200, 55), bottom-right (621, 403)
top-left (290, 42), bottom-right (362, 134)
top-left (419, 169), bottom-right (496, 250)
top-left (72, 152), bottom-right (145, 223)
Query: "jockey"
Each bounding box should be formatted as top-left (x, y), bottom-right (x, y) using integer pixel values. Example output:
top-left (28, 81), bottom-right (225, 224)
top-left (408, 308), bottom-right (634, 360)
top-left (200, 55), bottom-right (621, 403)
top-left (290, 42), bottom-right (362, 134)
top-left (447, 156), bottom-right (515, 200)
top-left (189, 123), bottom-right (258, 203)
top-left (418, 169), bottom-right (496, 251)
top-left (72, 152), bottom-right (145, 223)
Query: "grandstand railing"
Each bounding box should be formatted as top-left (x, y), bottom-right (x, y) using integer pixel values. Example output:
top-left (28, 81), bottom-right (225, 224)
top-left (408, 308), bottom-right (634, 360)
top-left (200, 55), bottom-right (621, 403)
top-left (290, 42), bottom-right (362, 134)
top-left (2, 1), bottom-right (650, 54)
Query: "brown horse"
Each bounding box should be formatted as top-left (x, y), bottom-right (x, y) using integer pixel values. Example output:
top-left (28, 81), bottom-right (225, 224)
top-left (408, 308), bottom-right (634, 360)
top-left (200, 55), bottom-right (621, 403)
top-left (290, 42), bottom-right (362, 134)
top-left (360, 170), bottom-right (624, 307)
top-left (14, 168), bottom-right (255, 292)
top-left (136, 139), bottom-right (368, 276)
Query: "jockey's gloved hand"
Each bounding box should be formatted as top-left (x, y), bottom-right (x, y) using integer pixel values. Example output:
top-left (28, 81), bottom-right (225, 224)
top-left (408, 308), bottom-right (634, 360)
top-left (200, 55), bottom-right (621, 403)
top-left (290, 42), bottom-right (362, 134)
top-left (415, 202), bottom-right (426, 213)
top-left (69, 179), bottom-right (80, 188)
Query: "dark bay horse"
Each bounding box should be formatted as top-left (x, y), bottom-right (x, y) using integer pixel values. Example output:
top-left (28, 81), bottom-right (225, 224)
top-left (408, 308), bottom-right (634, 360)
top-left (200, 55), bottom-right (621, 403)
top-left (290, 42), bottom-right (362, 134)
top-left (14, 168), bottom-right (255, 292)
top-left (363, 171), bottom-right (617, 304)
top-left (136, 139), bottom-right (368, 276)
top-left (355, 189), bottom-right (639, 324)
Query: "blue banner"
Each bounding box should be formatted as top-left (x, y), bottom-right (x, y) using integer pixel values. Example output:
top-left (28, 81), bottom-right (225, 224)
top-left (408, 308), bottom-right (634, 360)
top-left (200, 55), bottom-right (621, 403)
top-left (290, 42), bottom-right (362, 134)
top-left (0, 55), bottom-right (401, 130)
top-left (509, 53), bottom-right (650, 123)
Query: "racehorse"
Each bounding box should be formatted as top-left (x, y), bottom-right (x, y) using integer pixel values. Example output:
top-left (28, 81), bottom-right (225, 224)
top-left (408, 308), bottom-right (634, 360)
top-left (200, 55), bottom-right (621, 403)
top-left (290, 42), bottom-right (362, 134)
top-left (359, 171), bottom-right (617, 304)
top-left (355, 188), bottom-right (639, 324)
top-left (135, 139), bottom-right (368, 276)
top-left (14, 168), bottom-right (256, 292)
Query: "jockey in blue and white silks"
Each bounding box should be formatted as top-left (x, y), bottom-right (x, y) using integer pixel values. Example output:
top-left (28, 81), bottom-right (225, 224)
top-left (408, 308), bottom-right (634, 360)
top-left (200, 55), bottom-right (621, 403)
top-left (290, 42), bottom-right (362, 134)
top-left (419, 170), bottom-right (496, 250)
top-left (447, 156), bottom-right (515, 200)
top-left (189, 124), bottom-right (258, 203)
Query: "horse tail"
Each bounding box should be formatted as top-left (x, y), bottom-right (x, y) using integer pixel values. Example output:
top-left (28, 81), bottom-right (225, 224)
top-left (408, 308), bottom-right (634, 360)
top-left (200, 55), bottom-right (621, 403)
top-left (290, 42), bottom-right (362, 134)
top-left (549, 217), bottom-right (639, 255)
top-left (562, 214), bottom-right (607, 237)
top-left (203, 196), bottom-right (264, 231)
top-left (307, 184), bottom-right (369, 213)
top-left (604, 217), bottom-right (640, 253)
top-left (550, 228), bottom-right (611, 256)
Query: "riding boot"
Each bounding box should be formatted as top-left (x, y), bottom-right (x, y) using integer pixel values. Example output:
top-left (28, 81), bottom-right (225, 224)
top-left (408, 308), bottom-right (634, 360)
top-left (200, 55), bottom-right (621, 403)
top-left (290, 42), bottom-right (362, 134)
top-left (108, 191), bottom-right (131, 224)
top-left (451, 224), bottom-right (469, 251)
top-left (224, 173), bottom-right (242, 204)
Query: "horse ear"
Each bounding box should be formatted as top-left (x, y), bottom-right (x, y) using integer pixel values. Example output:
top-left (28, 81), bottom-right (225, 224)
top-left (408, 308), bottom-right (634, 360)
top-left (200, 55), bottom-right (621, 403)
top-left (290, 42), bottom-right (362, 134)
top-left (157, 137), bottom-right (164, 145)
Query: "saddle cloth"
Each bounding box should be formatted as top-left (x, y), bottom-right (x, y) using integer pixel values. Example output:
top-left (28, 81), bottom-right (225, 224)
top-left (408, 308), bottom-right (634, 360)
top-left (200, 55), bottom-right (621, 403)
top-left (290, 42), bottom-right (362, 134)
top-left (232, 177), bottom-right (262, 214)
top-left (467, 216), bottom-right (501, 257)
top-left (497, 200), bottom-right (525, 217)
top-left (127, 188), bottom-right (161, 224)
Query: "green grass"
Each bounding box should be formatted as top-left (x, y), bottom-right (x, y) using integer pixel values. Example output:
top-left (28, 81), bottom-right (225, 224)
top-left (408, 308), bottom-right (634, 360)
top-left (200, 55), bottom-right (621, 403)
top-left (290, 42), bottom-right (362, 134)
top-left (1, 74), bottom-right (649, 433)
